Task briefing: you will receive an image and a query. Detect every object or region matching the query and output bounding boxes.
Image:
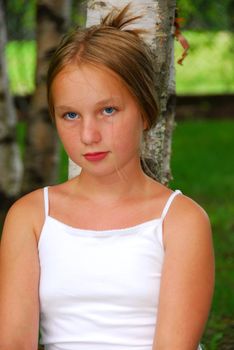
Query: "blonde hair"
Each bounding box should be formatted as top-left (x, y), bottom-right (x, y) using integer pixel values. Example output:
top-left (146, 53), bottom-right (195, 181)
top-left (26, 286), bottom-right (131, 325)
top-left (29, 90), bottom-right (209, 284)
top-left (47, 4), bottom-right (158, 130)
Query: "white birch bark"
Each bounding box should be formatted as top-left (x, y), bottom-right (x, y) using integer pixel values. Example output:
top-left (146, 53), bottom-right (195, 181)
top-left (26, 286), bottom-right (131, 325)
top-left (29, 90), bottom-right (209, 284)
top-left (0, 0), bottom-right (23, 197)
top-left (69, 0), bottom-right (176, 184)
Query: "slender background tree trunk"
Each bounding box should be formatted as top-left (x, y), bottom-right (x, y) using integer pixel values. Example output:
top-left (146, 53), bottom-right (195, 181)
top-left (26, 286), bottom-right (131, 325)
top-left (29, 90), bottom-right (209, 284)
top-left (0, 0), bottom-right (23, 201)
top-left (69, 0), bottom-right (176, 184)
top-left (22, 0), bottom-right (72, 193)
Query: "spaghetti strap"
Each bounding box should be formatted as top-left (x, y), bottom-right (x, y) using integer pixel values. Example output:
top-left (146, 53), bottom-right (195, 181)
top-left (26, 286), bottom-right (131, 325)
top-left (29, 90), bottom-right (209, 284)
top-left (161, 190), bottom-right (182, 221)
top-left (43, 187), bottom-right (49, 217)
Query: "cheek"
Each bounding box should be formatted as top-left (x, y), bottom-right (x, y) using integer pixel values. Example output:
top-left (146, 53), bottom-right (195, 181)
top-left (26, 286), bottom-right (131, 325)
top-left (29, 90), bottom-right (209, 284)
top-left (56, 126), bottom-right (79, 154)
top-left (111, 121), bottom-right (142, 153)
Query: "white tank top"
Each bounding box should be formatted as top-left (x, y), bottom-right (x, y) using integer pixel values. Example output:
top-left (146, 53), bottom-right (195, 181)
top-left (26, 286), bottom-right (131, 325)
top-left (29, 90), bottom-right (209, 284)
top-left (38, 188), bottom-right (183, 350)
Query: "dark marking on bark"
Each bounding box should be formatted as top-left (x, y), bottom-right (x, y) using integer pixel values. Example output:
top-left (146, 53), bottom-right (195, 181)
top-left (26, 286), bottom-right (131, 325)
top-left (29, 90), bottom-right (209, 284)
top-left (0, 135), bottom-right (14, 144)
top-left (91, 1), bottom-right (107, 9)
top-left (96, 1), bottom-right (107, 7)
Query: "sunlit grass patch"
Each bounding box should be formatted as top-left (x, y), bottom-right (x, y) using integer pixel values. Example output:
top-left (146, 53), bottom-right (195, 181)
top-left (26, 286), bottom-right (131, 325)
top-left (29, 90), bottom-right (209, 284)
top-left (175, 31), bottom-right (234, 94)
top-left (6, 40), bottom-right (36, 95)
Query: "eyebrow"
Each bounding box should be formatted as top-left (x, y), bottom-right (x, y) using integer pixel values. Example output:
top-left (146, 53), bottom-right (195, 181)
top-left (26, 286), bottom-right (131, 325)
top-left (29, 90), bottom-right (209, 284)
top-left (54, 97), bottom-right (121, 111)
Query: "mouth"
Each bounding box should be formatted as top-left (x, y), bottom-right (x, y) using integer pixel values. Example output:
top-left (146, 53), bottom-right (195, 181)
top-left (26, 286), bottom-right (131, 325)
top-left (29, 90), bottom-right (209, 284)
top-left (83, 151), bottom-right (109, 161)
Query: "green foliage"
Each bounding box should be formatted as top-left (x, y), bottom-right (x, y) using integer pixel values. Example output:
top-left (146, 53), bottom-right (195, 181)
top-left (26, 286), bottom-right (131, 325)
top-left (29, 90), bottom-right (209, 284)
top-left (175, 31), bottom-right (234, 94)
top-left (6, 41), bottom-right (36, 95)
top-left (5, 0), bottom-right (36, 40)
top-left (170, 120), bottom-right (234, 349)
top-left (177, 0), bottom-right (234, 30)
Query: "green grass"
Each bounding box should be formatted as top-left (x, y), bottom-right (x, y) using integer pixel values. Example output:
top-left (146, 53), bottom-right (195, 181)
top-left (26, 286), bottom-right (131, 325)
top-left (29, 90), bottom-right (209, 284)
top-left (175, 31), bottom-right (234, 94)
top-left (170, 120), bottom-right (234, 349)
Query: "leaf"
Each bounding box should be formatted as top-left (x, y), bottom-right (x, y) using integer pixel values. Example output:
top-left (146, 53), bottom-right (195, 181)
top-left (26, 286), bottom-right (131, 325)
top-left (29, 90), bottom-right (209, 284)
top-left (174, 13), bottom-right (190, 65)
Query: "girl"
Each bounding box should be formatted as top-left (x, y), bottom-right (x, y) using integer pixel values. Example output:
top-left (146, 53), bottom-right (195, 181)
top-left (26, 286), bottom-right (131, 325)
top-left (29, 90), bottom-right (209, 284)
top-left (0, 5), bottom-right (214, 350)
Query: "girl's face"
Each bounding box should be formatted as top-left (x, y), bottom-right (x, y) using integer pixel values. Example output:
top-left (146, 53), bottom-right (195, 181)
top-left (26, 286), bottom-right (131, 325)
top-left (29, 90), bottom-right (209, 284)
top-left (52, 63), bottom-right (146, 178)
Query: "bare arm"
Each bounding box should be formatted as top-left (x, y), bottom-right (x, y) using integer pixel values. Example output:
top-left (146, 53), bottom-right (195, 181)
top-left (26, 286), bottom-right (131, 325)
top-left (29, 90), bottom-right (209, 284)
top-left (153, 195), bottom-right (215, 350)
top-left (0, 193), bottom-right (42, 350)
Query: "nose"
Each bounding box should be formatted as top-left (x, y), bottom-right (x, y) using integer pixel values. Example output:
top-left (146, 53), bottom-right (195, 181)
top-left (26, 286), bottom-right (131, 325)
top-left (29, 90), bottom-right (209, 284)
top-left (80, 117), bottom-right (102, 145)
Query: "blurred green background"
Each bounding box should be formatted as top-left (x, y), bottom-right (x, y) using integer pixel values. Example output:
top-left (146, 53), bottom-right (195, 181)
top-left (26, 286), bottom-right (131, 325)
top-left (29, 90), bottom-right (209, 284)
top-left (2, 0), bottom-right (234, 348)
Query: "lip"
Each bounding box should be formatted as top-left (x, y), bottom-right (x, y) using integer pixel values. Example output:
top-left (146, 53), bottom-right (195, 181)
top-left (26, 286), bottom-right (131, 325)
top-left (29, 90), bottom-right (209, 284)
top-left (83, 151), bottom-right (109, 161)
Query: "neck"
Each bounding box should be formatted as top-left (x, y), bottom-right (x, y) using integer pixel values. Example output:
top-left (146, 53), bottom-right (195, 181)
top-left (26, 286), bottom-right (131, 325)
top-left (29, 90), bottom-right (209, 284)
top-left (74, 162), bottom-right (150, 204)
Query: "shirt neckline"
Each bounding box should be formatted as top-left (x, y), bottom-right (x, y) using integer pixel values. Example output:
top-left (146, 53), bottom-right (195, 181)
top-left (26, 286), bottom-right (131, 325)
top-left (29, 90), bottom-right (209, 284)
top-left (46, 214), bottom-right (162, 236)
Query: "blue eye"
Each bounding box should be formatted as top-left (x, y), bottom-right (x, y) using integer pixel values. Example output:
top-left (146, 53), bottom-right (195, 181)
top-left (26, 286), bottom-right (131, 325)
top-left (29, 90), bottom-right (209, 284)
top-left (64, 112), bottom-right (79, 120)
top-left (103, 107), bottom-right (116, 116)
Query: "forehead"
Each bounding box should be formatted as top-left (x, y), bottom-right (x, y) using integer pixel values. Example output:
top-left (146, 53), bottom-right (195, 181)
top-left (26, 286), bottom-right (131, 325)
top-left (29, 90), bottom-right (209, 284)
top-left (51, 63), bottom-right (131, 104)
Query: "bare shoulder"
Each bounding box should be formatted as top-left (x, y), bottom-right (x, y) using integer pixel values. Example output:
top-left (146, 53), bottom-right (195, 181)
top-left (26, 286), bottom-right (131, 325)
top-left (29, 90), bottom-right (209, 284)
top-left (171, 192), bottom-right (210, 223)
top-left (163, 192), bottom-right (212, 248)
top-left (2, 188), bottom-right (45, 241)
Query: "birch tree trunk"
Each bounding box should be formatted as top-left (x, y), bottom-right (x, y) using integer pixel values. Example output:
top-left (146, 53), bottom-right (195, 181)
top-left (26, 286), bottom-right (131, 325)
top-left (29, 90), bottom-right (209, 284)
top-left (69, 0), bottom-right (176, 185)
top-left (0, 0), bottom-right (23, 198)
top-left (22, 0), bottom-right (72, 193)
